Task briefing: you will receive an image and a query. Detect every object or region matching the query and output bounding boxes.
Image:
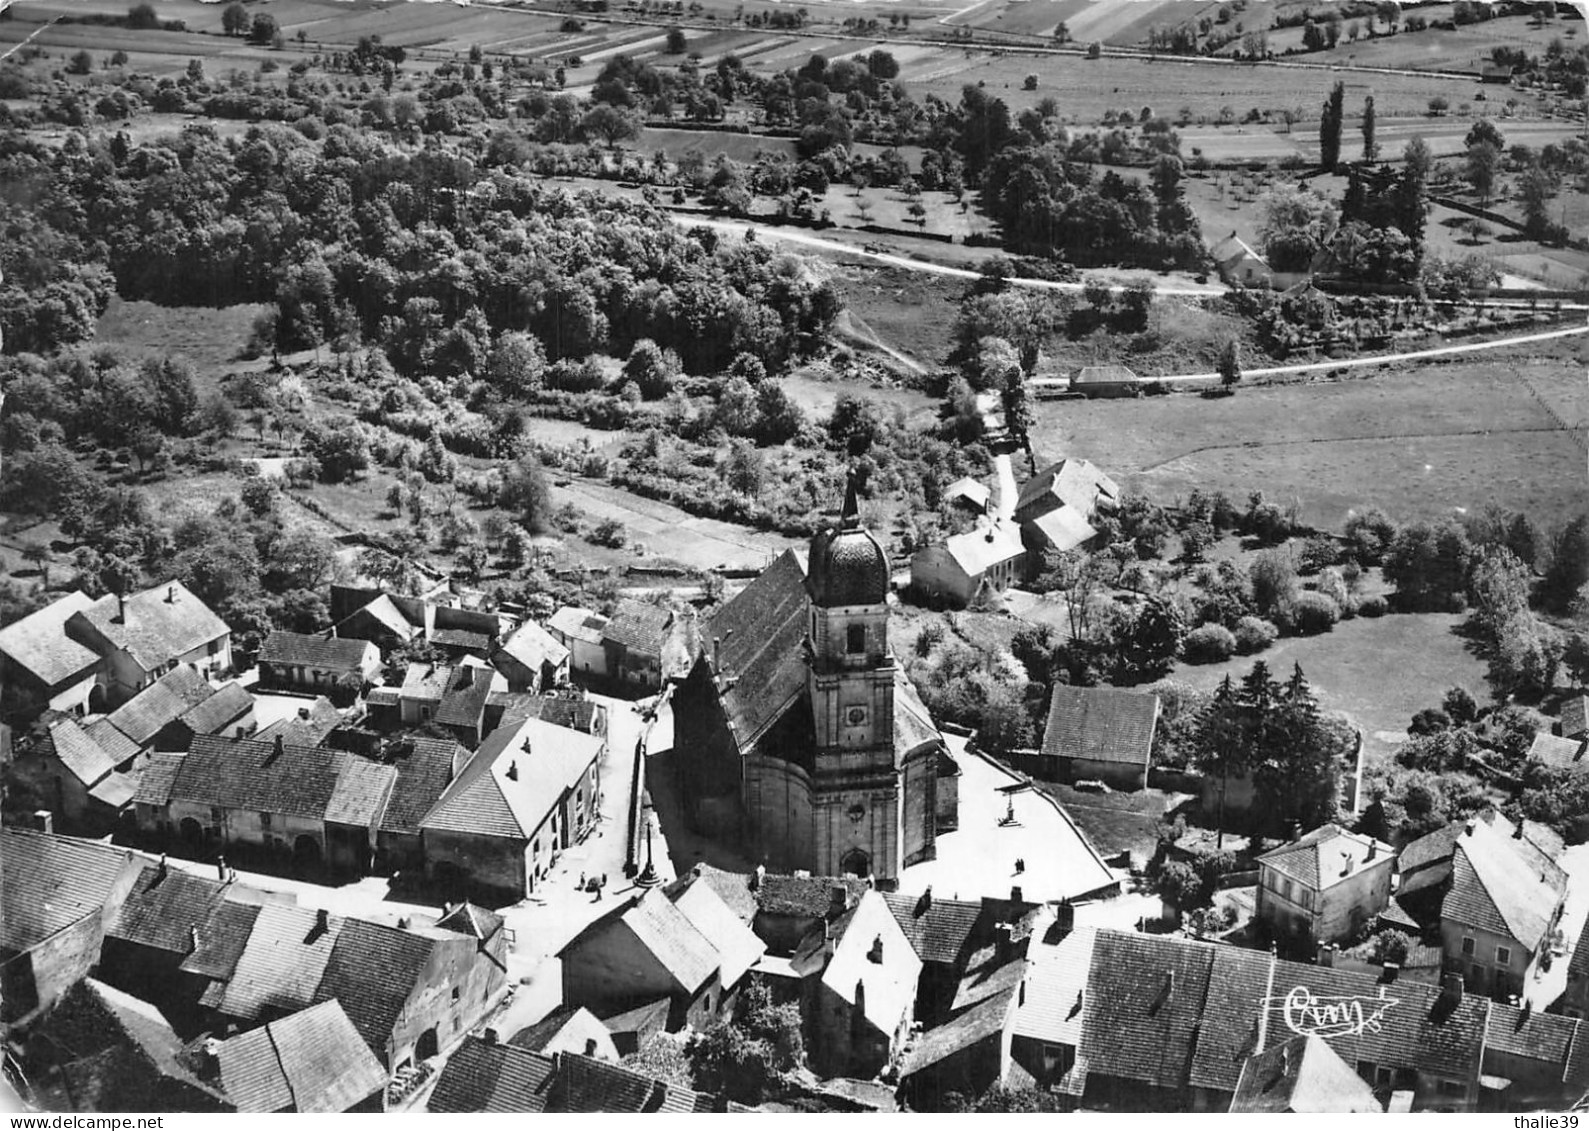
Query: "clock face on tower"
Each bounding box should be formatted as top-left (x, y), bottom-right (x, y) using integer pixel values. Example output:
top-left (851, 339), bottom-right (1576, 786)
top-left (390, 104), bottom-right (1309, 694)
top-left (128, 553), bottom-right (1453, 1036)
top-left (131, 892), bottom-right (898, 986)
top-left (846, 704), bottom-right (869, 727)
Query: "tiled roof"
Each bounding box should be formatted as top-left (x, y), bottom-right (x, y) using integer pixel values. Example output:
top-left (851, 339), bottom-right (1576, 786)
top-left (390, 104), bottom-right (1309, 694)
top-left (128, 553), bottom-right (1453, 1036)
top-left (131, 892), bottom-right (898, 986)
top-left (940, 522), bottom-right (1025, 578)
top-left (881, 891), bottom-right (982, 966)
top-left (1014, 459), bottom-right (1119, 523)
top-left (555, 1053), bottom-right (661, 1113)
top-left (703, 551), bottom-right (810, 755)
top-left (75, 580), bottom-right (229, 673)
top-left (1014, 925), bottom-right (1096, 1045)
top-left (133, 753), bottom-right (184, 806)
top-left (341, 593), bottom-right (419, 642)
top-left (508, 1007), bottom-right (583, 1053)
top-left (1258, 824), bottom-right (1394, 892)
top-left (400, 662), bottom-right (452, 701)
top-left (258, 630), bottom-right (373, 670)
top-left (1026, 506), bottom-right (1097, 554)
top-left (547, 606), bottom-right (608, 646)
top-left (47, 978), bottom-right (222, 1103)
top-left (1042, 685), bottom-right (1159, 769)
top-left (595, 996), bottom-right (671, 1037)
top-left (313, 918), bottom-right (437, 1057)
top-left (89, 769), bottom-right (139, 809)
top-left (821, 891), bottom-right (921, 1037)
top-left (1445, 819), bottom-right (1565, 950)
top-left (218, 904), bottom-right (343, 1022)
top-left (496, 622), bottom-right (569, 676)
top-left (431, 627), bottom-right (492, 653)
top-left (178, 899), bottom-right (262, 981)
top-left (215, 1000), bottom-right (386, 1113)
top-left (107, 664), bottom-right (214, 747)
top-left (945, 476), bottom-right (991, 508)
top-left (84, 717), bottom-right (140, 764)
top-left (673, 882), bottom-right (765, 988)
top-left (171, 734), bottom-right (383, 822)
top-left (1080, 930), bottom-right (1216, 1090)
top-left (665, 864), bottom-right (759, 924)
top-left (436, 900), bottom-right (504, 941)
top-left (1187, 942), bottom-right (1489, 1094)
top-left (754, 873), bottom-right (870, 920)
top-left (111, 861), bottom-right (230, 954)
top-left (601, 600), bottom-right (673, 657)
top-left (492, 692), bottom-right (603, 735)
top-left (900, 986), bottom-right (1016, 1077)
top-left (1230, 1035), bottom-right (1380, 1114)
top-left (323, 758), bottom-right (397, 827)
top-left (1530, 732), bottom-right (1587, 770)
top-left (896, 673), bottom-right (945, 757)
top-left (0, 827), bottom-right (136, 951)
top-left (422, 716), bottom-right (601, 841)
top-left (435, 665), bottom-right (492, 728)
top-left (46, 716), bottom-right (116, 786)
top-left (1564, 695), bottom-right (1589, 740)
top-left (379, 736), bottom-right (466, 836)
top-left (1074, 365), bottom-right (1138, 385)
top-left (252, 697), bottom-right (341, 748)
top-left (428, 1037), bottom-right (554, 1113)
top-left (178, 681), bottom-right (254, 737)
top-left (620, 888), bottom-right (720, 993)
top-left (1487, 1002), bottom-right (1579, 1063)
top-left (0, 590), bottom-right (98, 686)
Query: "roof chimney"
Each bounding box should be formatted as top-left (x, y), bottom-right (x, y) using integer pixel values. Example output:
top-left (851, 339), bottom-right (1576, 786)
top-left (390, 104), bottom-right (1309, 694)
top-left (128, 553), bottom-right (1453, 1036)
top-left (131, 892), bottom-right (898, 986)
top-left (1316, 942), bottom-right (1335, 968)
top-left (114, 592), bottom-right (127, 624)
top-left (751, 864), bottom-right (764, 891)
top-left (1381, 962), bottom-right (1400, 983)
top-left (157, 852), bottom-right (169, 881)
top-left (1464, 819), bottom-right (1477, 836)
top-left (272, 733), bottom-right (284, 759)
top-left (457, 666), bottom-right (473, 688)
top-left (585, 1038), bottom-right (599, 1056)
top-left (916, 886), bottom-right (933, 915)
top-left (1011, 885), bottom-right (1023, 902)
top-left (1341, 850), bottom-right (1355, 877)
top-left (1515, 820), bottom-right (1525, 840)
top-left (1438, 972), bottom-right (1463, 1009)
top-left (189, 926), bottom-right (200, 953)
top-left (166, 585), bottom-right (176, 604)
top-left (868, 935), bottom-right (884, 964)
top-left (298, 706), bottom-right (310, 720)
top-left (994, 921), bottom-right (1015, 961)
top-left (1055, 900), bottom-right (1075, 937)
top-left (507, 760), bottom-right (519, 781)
top-left (316, 907), bottom-right (330, 931)
top-left (1366, 839), bottom-right (1377, 861)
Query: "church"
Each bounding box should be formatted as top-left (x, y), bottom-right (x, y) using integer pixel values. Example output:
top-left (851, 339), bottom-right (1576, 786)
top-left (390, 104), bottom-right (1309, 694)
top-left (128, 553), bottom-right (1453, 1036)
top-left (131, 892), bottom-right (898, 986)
top-left (672, 480), bottom-right (958, 882)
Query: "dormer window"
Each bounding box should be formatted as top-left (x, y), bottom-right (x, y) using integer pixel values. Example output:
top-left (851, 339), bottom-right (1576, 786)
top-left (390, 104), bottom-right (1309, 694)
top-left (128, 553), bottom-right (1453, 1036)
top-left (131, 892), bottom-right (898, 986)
top-left (846, 624), bottom-right (866, 654)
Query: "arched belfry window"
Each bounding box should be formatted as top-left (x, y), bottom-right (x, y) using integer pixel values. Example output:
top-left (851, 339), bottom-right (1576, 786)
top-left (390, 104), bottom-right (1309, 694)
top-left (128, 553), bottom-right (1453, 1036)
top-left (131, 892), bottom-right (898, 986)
top-left (846, 624), bottom-right (866, 654)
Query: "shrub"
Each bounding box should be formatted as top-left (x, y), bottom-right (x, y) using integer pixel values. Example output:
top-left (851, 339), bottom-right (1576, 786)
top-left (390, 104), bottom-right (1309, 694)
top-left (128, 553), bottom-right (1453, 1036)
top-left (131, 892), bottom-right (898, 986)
top-left (1234, 616), bottom-right (1278, 655)
top-left (1358, 594), bottom-right (1389, 617)
top-left (1184, 623), bottom-right (1237, 663)
top-left (1289, 591), bottom-right (1341, 635)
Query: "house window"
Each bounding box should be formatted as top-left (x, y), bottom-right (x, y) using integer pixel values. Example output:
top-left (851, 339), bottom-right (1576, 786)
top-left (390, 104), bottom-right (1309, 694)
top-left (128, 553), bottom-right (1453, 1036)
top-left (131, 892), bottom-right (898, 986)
top-left (261, 812), bottom-right (272, 828)
top-left (1439, 1080), bottom-right (1465, 1097)
top-left (452, 987), bottom-right (461, 1002)
top-left (1375, 1067), bottom-right (1394, 1088)
top-left (846, 624), bottom-right (866, 654)
top-left (421, 706), bottom-right (432, 722)
top-left (1496, 946), bottom-right (1512, 966)
top-left (209, 639), bottom-right (222, 656)
top-left (1461, 936), bottom-right (1476, 956)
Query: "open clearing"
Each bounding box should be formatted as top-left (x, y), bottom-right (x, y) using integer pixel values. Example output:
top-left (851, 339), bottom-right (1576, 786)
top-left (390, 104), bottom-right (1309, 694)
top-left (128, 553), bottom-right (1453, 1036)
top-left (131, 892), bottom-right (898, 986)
top-left (1033, 350), bottom-right (1589, 530)
top-left (1174, 611), bottom-right (1488, 769)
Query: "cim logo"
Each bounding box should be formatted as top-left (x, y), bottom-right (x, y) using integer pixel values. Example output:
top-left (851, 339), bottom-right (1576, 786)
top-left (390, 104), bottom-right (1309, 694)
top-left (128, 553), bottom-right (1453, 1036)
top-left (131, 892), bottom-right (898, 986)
top-left (1263, 986), bottom-right (1401, 1039)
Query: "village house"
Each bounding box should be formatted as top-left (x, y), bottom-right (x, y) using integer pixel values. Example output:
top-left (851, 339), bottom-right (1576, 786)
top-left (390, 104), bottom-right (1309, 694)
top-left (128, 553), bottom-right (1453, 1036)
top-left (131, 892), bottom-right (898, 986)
top-left (1229, 1035), bottom-right (1382, 1113)
top-left (17, 978), bottom-right (232, 1113)
top-left (19, 716), bottom-right (137, 832)
top-left (1068, 364), bottom-right (1142, 399)
top-left (1437, 817), bottom-right (1567, 1001)
top-left (546, 606), bottom-right (611, 680)
top-left (374, 735), bottom-right (472, 871)
top-left (135, 732), bottom-right (397, 877)
top-left (601, 600), bottom-right (682, 691)
top-left (419, 714), bottom-right (603, 899)
top-left (253, 696), bottom-right (341, 747)
top-left (507, 1006), bottom-right (620, 1061)
top-left (559, 887), bottom-right (726, 1033)
top-left (255, 631), bottom-right (382, 703)
top-left (427, 1042), bottom-right (723, 1113)
top-left (101, 664), bottom-right (215, 752)
top-left (1014, 458), bottom-right (1120, 563)
top-left (897, 986), bottom-right (1019, 1111)
top-left (881, 889), bottom-right (1040, 1025)
top-left (492, 621), bottom-right (570, 693)
top-left (328, 585), bottom-right (510, 657)
top-left (945, 476), bottom-right (992, 515)
top-left (1026, 685), bottom-right (1159, 791)
top-left (909, 521), bottom-right (1026, 609)
top-left (1255, 823), bottom-right (1397, 949)
top-left (64, 581), bottom-right (232, 708)
top-left (206, 999), bottom-right (387, 1112)
top-left (0, 590), bottom-right (101, 718)
top-left (791, 887), bottom-right (921, 1078)
top-left (0, 828), bottom-right (144, 1024)
top-left (207, 899), bottom-right (509, 1072)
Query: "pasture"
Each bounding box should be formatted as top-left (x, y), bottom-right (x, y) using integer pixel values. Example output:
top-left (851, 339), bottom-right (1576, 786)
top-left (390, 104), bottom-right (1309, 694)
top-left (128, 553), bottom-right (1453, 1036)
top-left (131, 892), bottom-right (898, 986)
top-left (1031, 350), bottom-right (1589, 531)
top-left (1174, 610), bottom-right (1489, 767)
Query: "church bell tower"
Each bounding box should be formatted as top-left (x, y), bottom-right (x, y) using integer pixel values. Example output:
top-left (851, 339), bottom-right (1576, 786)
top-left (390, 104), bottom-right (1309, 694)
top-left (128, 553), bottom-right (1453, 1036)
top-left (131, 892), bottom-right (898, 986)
top-left (805, 477), bottom-right (903, 880)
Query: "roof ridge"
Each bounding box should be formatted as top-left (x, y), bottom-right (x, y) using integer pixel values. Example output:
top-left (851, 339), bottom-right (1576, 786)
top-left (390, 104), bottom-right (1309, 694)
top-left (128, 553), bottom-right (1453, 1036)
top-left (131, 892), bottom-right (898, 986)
top-left (264, 1014), bottom-right (298, 1113)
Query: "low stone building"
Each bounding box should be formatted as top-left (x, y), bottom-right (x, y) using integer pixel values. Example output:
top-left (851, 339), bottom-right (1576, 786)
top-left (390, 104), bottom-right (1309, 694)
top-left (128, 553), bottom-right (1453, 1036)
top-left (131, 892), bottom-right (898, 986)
top-left (256, 631), bottom-right (382, 702)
